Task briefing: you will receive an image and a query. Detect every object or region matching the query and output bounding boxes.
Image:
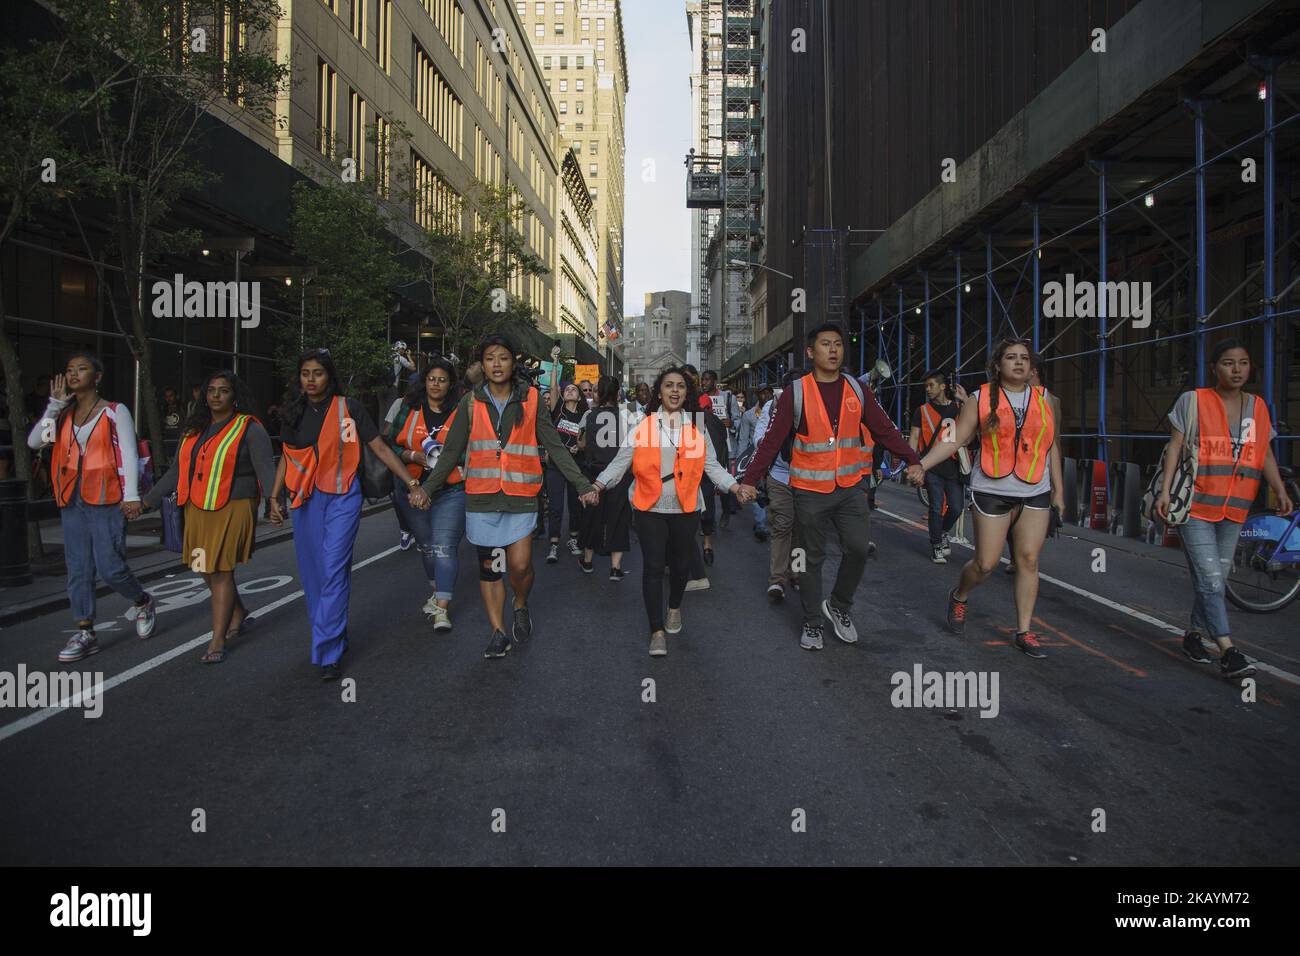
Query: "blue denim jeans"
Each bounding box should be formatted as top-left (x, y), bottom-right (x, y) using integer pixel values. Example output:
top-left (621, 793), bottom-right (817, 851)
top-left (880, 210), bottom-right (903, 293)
top-left (61, 493), bottom-right (147, 624)
top-left (392, 485), bottom-right (466, 600)
top-left (750, 501), bottom-right (768, 533)
top-left (1178, 516), bottom-right (1241, 639)
top-left (924, 471), bottom-right (964, 546)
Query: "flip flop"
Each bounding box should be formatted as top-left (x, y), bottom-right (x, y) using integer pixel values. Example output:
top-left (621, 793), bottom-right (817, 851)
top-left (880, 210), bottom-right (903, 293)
top-left (199, 649), bottom-right (226, 664)
top-left (227, 616), bottom-right (257, 642)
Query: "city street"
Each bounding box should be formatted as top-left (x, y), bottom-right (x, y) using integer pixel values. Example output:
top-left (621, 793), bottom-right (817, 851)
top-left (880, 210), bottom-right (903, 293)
top-left (2, 483), bottom-right (1296, 866)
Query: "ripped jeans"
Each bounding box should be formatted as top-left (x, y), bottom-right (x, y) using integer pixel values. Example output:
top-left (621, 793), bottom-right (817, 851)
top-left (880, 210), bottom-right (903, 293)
top-left (392, 484), bottom-right (467, 600)
top-left (1178, 516), bottom-right (1241, 639)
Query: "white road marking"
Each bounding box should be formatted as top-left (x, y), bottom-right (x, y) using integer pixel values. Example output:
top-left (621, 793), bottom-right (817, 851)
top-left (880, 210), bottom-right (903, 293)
top-left (0, 546), bottom-right (400, 744)
top-left (876, 506), bottom-right (1300, 688)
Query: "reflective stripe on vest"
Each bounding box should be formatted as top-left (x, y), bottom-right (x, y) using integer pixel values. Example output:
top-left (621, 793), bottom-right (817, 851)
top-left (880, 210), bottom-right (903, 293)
top-left (52, 408), bottom-right (124, 507)
top-left (977, 386), bottom-right (1054, 483)
top-left (787, 373), bottom-right (872, 492)
top-left (1190, 390), bottom-right (1269, 524)
top-left (176, 414), bottom-right (253, 511)
top-left (630, 413), bottom-right (706, 511)
top-left (282, 396), bottom-right (360, 508)
top-left (464, 389), bottom-right (544, 496)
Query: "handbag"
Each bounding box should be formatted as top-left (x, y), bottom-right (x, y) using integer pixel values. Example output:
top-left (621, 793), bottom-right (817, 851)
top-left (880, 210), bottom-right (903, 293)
top-left (1143, 395), bottom-right (1198, 526)
top-left (161, 493), bottom-right (184, 553)
top-left (360, 442), bottom-right (394, 501)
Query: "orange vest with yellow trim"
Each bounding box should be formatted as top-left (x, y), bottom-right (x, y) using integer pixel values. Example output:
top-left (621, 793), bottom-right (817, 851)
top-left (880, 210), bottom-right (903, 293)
top-left (1190, 389), bottom-right (1270, 523)
top-left (630, 413), bottom-right (706, 512)
top-left (464, 388), bottom-right (543, 497)
top-left (282, 396), bottom-right (361, 509)
top-left (788, 374), bottom-right (872, 492)
top-left (977, 385), bottom-right (1055, 483)
top-left (176, 414), bottom-right (255, 512)
top-left (395, 405), bottom-right (464, 485)
top-left (52, 407), bottom-right (124, 507)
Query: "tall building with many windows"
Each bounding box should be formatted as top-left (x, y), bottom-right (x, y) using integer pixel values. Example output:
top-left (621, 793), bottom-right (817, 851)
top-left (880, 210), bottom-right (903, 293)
top-left (556, 149), bottom-right (599, 343)
top-left (513, 0), bottom-right (628, 360)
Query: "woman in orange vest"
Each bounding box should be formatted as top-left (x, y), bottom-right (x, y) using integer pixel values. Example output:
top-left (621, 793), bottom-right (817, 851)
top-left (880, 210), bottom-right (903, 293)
top-left (27, 351), bottom-right (158, 663)
top-left (418, 334), bottom-right (594, 659)
top-left (583, 367), bottom-right (750, 657)
top-left (1156, 338), bottom-right (1293, 678)
top-left (919, 338), bottom-right (1064, 657)
top-left (386, 357), bottom-right (466, 632)
top-left (140, 371), bottom-right (276, 663)
top-left (269, 349), bottom-right (426, 680)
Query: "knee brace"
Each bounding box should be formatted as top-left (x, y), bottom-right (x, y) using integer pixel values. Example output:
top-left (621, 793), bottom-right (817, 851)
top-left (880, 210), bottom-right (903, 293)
top-left (477, 546), bottom-right (504, 582)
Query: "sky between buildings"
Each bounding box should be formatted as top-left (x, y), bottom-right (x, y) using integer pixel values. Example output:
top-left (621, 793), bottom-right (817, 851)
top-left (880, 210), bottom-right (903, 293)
top-left (621, 0), bottom-right (692, 318)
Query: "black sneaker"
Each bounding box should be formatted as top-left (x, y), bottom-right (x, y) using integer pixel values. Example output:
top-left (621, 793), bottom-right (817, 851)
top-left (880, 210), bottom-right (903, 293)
top-left (1014, 630), bottom-right (1047, 659)
top-left (609, 567), bottom-right (626, 581)
top-left (321, 662), bottom-right (342, 681)
top-left (946, 590), bottom-right (967, 634)
top-left (1182, 631), bottom-right (1214, 664)
top-left (580, 559), bottom-right (594, 573)
top-left (754, 528), bottom-right (769, 542)
top-left (546, 543), bottom-right (559, 564)
top-left (566, 537), bottom-right (581, 556)
top-left (1220, 647), bottom-right (1256, 679)
top-left (703, 547), bottom-right (715, 566)
top-left (484, 629), bottom-right (512, 659)
top-left (512, 606), bottom-right (533, 643)
top-left (767, 582), bottom-right (785, 603)
top-left (930, 545), bottom-right (946, 564)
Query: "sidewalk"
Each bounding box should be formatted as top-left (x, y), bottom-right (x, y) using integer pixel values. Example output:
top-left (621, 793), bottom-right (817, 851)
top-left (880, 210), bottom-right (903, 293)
top-left (0, 500), bottom-right (394, 626)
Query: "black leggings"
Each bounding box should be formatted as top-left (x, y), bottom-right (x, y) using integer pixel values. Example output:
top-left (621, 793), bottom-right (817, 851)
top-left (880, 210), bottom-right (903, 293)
top-left (633, 510), bottom-right (700, 633)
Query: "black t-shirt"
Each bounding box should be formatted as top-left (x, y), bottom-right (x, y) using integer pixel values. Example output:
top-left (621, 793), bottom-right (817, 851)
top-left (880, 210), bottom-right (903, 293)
top-left (281, 395), bottom-right (379, 449)
top-left (551, 405), bottom-right (584, 458)
top-left (579, 406), bottom-right (626, 472)
top-left (910, 400), bottom-right (962, 479)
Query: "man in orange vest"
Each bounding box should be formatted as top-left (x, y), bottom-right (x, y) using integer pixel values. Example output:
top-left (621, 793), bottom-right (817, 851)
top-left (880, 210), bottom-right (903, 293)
top-left (908, 369), bottom-right (969, 563)
top-left (740, 323), bottom-right (924, 651)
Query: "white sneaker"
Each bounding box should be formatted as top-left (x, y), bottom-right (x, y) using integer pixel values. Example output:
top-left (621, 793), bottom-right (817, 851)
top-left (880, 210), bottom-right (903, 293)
top-left (685, 578), bottom-right (710, 592)
top-left (821, 599), bottom-right (859, 644)
top-left (566, 538), bottom-right (582, 556)
top-left (430, 606), bottom-right (453, 632)
top-left (133, 595), bottom-right (157, 639)
top-left (58, 629), bottom-right (100, 663)
top-left (665, 608), bottom-right (683, 634)
top-left (422, 593), bottom-right (440, 616)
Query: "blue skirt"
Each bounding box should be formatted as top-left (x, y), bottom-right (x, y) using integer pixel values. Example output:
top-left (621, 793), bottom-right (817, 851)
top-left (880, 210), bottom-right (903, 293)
top-left (465, 509), bottom-right (537, 548)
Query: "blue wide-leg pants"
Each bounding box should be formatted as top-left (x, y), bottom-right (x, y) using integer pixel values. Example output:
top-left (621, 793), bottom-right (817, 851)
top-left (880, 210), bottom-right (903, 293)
top-left (292, 480), bottom-right (362, 665)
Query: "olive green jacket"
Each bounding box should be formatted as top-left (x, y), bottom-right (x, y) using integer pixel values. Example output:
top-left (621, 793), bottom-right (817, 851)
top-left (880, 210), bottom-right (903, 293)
top-left (421, 380), bottom-right (593, 512)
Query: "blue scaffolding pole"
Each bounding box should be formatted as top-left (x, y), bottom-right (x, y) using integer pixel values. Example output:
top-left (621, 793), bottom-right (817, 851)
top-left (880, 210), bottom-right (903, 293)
top-left (1263, 63), bottom-right (1278, 441)
top-left (1097, 160), bottom-right (1109, 467)
top-left (1192, 98), bottom-right (1209, 386)
top-left (1031, 202), bottom-right (1041, 351)
top-left (896, 286), bottom-right (905, 424)
top-left (985, 233), bottom-right (994, 362)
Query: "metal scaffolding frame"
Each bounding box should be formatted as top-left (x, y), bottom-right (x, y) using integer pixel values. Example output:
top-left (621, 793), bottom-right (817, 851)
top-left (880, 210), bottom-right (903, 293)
top-left (852, 51), bottom-right (1300, 477)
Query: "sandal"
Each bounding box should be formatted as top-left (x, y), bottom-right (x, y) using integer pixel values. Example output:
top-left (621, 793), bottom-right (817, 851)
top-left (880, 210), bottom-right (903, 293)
top-left (199, 649), bottom-right (226, 664)
top-left (227, 616), bottom-right (257, 642)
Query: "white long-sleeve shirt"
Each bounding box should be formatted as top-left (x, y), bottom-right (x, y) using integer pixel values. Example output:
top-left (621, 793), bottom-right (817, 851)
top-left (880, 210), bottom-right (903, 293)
top-left (595, 411), bottom-right (736, 513)
top-left (28, 397), bottom-right (141, 501)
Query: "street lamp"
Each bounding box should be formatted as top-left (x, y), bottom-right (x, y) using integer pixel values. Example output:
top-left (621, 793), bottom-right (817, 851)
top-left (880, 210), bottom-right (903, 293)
top-left (730, 258), bottom-right (793, 280)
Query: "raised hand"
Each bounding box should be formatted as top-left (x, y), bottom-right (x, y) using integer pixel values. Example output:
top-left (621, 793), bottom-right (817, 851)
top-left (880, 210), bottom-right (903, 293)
top-left (51, 374), bottom-right (70, 402)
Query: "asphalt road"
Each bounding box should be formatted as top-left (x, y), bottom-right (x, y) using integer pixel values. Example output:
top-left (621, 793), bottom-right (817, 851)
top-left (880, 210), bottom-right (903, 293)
top-left (1, 482), bottom-right (1297, 866)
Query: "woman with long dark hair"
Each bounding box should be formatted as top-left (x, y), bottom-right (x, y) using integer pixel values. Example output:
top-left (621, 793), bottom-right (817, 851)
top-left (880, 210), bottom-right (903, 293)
top-left (1156, 338), bottom-right (1292, 678)
top-left (28, 351), bottom-right (158, 662)
top-left (544, 380), bottom-right (586, 563)
top-left (584, 368), bottom-right (750, 657)
top-left (269, 348), bottom-right (426, 680)
top-left (418, 334), bottom-right (594, 658)
top-left (386, 358), bottom-right (467, 631)
top-left (140, 371), bottom-right (276, 662)
top-left (919, 338), bottom-right (1063, 657)
top-left (576, 374), bottom-right (632, 578)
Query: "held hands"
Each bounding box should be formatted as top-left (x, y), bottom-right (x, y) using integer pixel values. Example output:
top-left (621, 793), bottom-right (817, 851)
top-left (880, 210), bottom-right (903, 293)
top-left (121, 500), bottom-right (143, 520)
top-left (409, 484), bottom-right (431, 510)
top-left (903, 464), bottom-right (925, 487)
top-left (579, 481), bottom-right (603, 508)
top-left (736, 483), bottom-right (758, 504)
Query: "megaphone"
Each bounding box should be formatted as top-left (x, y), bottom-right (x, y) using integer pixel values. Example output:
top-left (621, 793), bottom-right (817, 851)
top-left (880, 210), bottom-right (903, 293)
top-left (867, 359), bottom-right (892, 388)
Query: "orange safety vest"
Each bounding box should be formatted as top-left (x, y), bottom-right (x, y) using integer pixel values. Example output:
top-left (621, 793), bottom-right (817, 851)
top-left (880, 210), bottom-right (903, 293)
top-left (464, 388), bottom-right (544, 496)
top-left (977, 385), bottom-right (1055, 483)
top-left (176, 414), bottom-right (255, 512)
top-left (395, 405), bottom-right (464, 485)
top-left (919, 402), bottom-right (958, 461)
top-left (630, 413), bottom-right (706, 512)
top-left (1190, 389), bottom-right (1270, 523)
top-left (282, 396), bottom-right (361, 509)
top-left (788, 374), bottom-right (872, 492)
top-left (52, 406), bottom-right (125, 507)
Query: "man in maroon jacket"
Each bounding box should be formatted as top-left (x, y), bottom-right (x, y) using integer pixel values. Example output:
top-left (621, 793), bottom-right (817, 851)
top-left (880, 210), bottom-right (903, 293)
top-left (739, 323), bottom-right (923, 651)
